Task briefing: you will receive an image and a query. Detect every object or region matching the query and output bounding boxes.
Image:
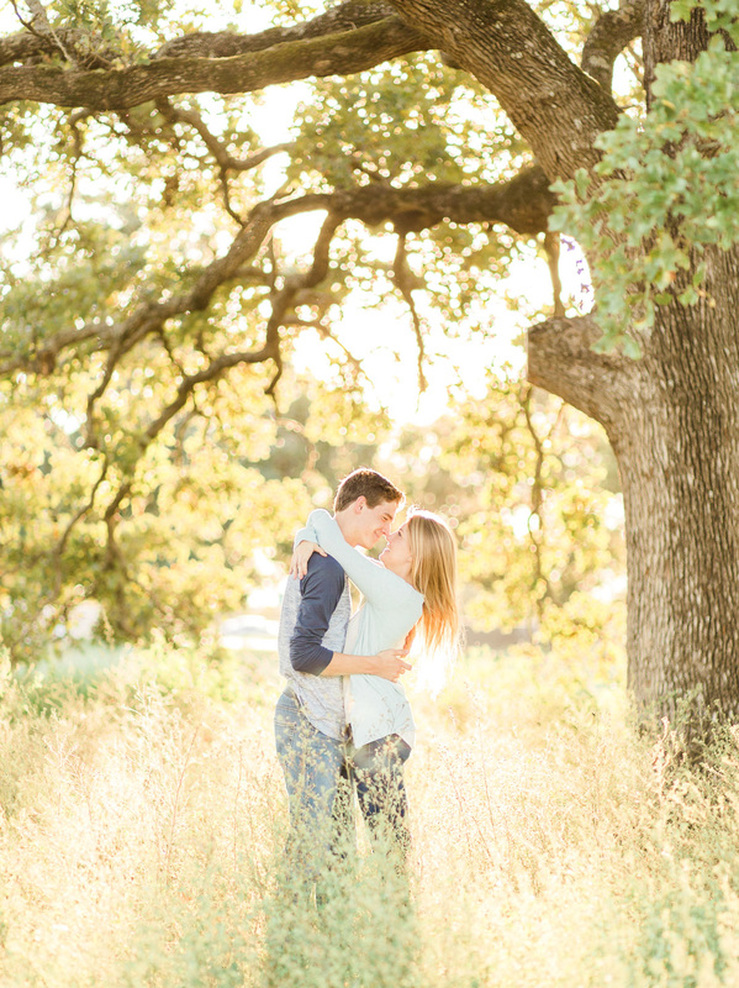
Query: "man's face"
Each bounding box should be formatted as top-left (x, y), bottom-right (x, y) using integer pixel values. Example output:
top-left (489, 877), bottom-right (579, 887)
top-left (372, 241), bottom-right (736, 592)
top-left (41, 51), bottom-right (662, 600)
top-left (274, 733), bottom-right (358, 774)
top-left (354, 498), bottom-right (399, 551)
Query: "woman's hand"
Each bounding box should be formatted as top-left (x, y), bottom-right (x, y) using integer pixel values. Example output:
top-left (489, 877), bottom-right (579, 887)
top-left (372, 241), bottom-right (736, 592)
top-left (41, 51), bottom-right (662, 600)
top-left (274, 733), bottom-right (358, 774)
top-left (290, 540), bottom-right (326, 579)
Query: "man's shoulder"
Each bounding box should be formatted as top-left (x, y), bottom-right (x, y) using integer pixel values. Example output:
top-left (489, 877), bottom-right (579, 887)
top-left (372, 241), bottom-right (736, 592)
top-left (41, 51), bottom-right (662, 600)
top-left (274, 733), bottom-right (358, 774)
top-left (305, 552), bottom-right (345, 583)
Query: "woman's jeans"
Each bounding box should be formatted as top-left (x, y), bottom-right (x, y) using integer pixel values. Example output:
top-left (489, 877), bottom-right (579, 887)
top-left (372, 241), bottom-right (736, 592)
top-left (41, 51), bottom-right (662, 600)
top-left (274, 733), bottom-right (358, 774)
top-left (353, 734), bottom-right (412, 864)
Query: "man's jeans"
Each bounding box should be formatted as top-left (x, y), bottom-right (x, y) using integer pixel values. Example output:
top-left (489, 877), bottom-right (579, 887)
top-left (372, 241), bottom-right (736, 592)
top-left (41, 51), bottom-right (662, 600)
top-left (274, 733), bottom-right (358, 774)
top-left (274, 689), bottom-right (353, 882)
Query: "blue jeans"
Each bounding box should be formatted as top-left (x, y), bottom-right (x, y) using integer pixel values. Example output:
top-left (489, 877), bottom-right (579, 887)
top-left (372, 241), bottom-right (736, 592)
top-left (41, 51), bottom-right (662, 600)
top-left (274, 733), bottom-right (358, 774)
top-left (273, 690), bottom-right (353, 881)
top-left (353, 735), bottom-right (412, 864)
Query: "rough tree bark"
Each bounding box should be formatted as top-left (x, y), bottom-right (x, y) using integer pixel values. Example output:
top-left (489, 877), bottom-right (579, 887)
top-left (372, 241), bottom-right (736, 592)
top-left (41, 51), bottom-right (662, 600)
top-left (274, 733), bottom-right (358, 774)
top-left (529, 246), bottom-right (739, 726)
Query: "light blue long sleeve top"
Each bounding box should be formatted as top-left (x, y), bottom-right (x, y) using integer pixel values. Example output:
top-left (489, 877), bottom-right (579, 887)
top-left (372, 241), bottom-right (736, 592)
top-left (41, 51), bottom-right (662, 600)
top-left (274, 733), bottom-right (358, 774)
top-left (296, 509), bottom-right (424, 749)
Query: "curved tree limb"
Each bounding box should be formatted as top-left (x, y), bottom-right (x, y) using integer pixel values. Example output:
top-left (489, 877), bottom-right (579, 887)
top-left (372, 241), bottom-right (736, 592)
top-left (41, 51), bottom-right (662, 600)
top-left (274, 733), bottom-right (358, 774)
top-left (155, 98), bottom-right (295, 173)
top-left (388, 0), bottom-right (620, 182)
top-left (0, 0), bottom-right (398, 68)
top-left (527, 313), bottom-right (639, 434)
top-left (581, 0), bottom-right (645, 91)
top-left (1, 0), bottom-right (622, 195)
top-left (5, 154), bottom-right (563, 532)
top-left (99, 333), bottom-right (281, 526)
top-left (274, 164), bottom-right (556, 235)
top-left (96, 215), bottom-right (345, 525)
top-left (81, 204), bottom-right (276, 446)
top-left (154, 97), bottom-right (295, 223)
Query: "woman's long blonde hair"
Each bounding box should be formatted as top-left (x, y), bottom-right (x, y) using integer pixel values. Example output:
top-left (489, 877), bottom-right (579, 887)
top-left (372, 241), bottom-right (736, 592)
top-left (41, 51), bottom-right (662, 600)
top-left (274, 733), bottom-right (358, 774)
top-left (405, 509), bottom-right (460, 661)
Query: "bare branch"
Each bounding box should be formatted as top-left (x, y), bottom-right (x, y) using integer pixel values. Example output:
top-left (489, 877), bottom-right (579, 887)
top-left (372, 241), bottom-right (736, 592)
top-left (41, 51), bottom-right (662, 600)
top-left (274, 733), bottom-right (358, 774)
top-left (155, 98), bottom-right (294, 173)
top-left (392, 234), bottom-right (427, 391)
top-left (51, 457), bottom-right (109, 576)
top-left (154, 97), bottom-right (295, 223)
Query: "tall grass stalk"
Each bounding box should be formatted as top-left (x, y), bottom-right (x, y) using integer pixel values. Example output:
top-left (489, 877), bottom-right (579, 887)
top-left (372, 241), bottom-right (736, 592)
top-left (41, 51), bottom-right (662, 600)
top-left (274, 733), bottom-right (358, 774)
top-left (1, 639), bottom-right (739, 987)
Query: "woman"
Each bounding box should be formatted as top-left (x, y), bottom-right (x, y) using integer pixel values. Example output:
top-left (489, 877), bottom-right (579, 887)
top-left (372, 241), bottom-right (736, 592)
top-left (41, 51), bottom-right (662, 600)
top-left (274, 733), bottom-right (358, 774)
top-left (291, 507), bottom-right (459, 862)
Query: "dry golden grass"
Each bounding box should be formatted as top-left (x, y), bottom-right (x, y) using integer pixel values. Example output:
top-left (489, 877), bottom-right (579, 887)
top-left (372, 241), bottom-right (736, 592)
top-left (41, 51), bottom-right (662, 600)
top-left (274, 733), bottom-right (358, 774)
top-left (2, 636), bottom-right (739, 987)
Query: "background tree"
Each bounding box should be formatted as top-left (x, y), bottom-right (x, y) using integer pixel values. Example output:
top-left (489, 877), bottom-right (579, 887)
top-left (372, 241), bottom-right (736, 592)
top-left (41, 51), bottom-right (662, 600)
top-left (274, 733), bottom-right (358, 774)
top-left (0, 0), bottom-right (737, 727)
top-left (377, 378), bottom-right (625, 653)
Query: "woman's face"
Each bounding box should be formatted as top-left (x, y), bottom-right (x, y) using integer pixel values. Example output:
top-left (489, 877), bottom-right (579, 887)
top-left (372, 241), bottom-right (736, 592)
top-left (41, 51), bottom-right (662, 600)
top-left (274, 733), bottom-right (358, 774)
top-left (379, 522), bottom-right (413, 577)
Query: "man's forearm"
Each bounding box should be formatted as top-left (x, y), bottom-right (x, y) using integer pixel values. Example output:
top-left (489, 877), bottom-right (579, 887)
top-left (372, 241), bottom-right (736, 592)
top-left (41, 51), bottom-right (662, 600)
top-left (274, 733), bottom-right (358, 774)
top-left (321, 649), bottom-right (410, 683)
top-left (320, 653), bottom-right (383, 676)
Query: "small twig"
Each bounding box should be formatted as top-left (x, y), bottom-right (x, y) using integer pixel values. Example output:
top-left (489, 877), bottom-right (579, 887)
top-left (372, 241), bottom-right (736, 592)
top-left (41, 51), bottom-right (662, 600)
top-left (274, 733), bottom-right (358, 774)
top-left (14, 0), bottom-right (76, 63)
top-left (521, 384), bottom-right (558, 609)
top-left (544, 231), bottom-right (565, 317)
top-left (392, 233), bottom-right (428, 391)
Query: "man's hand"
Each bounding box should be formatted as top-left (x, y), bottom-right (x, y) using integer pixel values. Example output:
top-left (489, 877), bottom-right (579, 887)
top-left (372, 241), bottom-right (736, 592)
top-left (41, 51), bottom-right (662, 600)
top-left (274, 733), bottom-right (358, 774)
top-left (290, 539), bottom-right (326, 579)
top-left (371, 649), bottom-right (411, 683)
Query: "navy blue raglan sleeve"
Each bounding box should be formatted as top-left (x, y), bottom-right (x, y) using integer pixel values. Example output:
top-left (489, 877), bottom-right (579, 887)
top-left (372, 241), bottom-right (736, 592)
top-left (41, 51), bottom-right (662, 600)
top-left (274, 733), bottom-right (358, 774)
top-left (289, 553), bottom-right (346, 675)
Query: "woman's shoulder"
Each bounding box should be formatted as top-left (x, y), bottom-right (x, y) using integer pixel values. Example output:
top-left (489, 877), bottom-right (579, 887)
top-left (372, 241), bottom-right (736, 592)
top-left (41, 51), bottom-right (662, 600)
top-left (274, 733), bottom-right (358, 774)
top-left (371, 571), bottom-right (423, 609)
top-left (307, 508), bottom-right (333, 525)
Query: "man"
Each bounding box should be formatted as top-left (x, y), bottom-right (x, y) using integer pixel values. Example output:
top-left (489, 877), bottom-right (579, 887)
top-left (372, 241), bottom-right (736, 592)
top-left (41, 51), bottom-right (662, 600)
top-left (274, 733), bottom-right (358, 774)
top-left (274, 468), bottom-right (410, 884)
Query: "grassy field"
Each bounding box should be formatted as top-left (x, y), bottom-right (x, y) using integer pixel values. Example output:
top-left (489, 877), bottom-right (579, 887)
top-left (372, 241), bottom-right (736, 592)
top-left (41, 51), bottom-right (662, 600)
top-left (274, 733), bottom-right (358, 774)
top-left (1, 635), bottom-right (739, 987)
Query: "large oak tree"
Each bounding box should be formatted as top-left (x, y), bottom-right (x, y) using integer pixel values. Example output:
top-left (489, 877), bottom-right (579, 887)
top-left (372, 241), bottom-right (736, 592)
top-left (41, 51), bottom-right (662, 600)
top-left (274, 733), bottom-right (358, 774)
top-left (1, 0), bottom-right (737, 726)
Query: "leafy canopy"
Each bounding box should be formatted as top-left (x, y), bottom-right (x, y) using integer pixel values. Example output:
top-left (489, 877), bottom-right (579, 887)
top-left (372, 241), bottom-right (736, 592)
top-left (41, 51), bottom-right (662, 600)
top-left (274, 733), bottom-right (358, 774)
top-left (551, 0), bottom-right (739, 353)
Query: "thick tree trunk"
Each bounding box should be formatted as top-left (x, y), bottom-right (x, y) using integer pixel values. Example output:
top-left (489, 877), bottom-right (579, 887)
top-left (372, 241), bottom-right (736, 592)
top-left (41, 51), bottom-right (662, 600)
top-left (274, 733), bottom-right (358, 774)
top-left (617, 247), bottom-right (739, 725)
top-left (530, 246), bottom-right (739, 726)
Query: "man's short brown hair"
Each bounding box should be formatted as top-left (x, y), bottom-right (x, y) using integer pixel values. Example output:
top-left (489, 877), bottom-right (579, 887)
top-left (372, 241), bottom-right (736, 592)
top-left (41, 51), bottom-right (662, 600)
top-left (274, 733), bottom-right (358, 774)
top-left (333, 468), bottom-right (404, 512)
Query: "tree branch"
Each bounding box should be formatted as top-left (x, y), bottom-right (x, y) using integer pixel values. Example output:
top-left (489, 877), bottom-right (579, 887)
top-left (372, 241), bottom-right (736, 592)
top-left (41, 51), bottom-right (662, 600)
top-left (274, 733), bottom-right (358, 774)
top-left (98, 333), bottom-right (281, 528)
top-left (81, 203), bottom-right (276, 445)
top-left (581, 0), bottom-right (645, 91)
top-left (527, 313), bottom-right (638, 434)
top-left (389, 0), bottom-right (620, 182)
top-left (392, 234), bottom-right (428, 391)
top-left (154, 0), bottom-right (398, 59)
top-left (274, 164), bottom-right (556, 236)
top-left (0, 17), bottom-right (427, 109)
top-left (5, 0), bottom-right (117, 68)
top-left (4, 165), bottom-right (555, 382)
top-left (154, 97), bottom-right (295, 223)
top-left (155, 97), bottom-right (294, 173)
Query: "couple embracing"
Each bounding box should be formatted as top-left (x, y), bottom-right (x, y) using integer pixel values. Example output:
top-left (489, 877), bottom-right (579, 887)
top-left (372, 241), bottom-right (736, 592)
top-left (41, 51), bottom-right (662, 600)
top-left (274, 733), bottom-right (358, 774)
top-left (274, 468), bottom-right (459, 889)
